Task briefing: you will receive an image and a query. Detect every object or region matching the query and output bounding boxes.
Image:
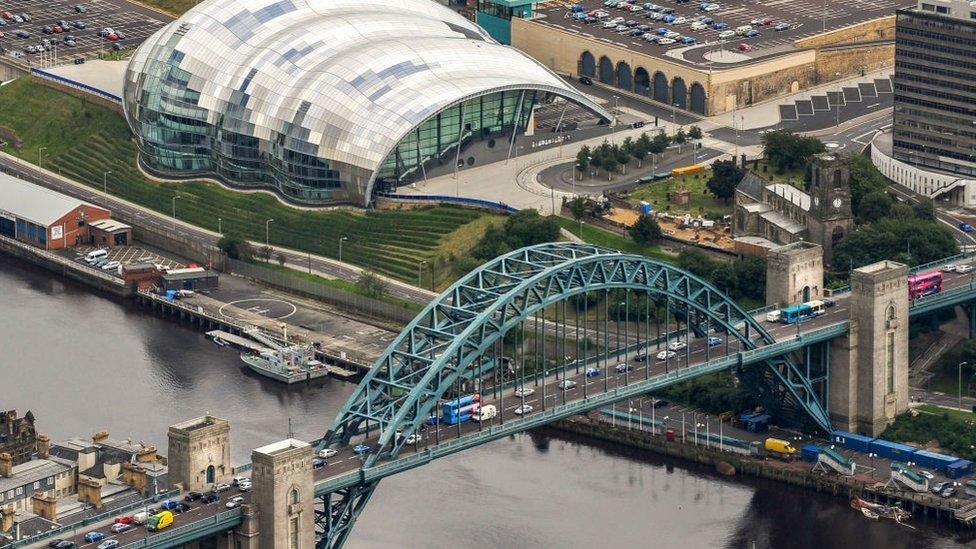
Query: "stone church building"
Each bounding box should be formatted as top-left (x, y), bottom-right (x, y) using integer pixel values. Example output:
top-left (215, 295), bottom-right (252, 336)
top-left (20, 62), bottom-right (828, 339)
top-left (733, 153), bottom-right (854, 265)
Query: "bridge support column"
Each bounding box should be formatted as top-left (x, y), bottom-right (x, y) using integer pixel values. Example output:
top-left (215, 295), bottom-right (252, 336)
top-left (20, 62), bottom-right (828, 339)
top-left (251, 439), bottom-right (314, 549)
top-left (765, 242), bottom-right (823, 308)
top-left (829, 260), bottom-right (909, 435)
top-left (167, 416), bottom-right (232, 492)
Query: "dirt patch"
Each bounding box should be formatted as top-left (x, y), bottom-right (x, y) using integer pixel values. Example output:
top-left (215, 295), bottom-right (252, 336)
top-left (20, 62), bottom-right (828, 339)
top-left (0, 126), bottom-right (22, 150)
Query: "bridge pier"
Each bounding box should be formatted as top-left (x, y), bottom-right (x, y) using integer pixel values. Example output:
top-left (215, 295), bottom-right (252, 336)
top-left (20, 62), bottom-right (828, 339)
top-left (829, 260), bottom-right (909, 436)
top-left (167, 416), bottom-right (232, 492)
top-left (251, 438), bottom-right (315, 549)
top-left (765, 242), bottom-right (823, 308)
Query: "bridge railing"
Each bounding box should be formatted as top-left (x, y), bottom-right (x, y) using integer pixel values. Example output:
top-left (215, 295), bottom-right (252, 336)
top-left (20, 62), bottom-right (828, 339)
top-left (909, 282), bottom-right (976, 312)
top-left (121, 509), bottom-right (244, 548)
top-left (910, 251), bottom-right (976, 275)
top-left (29, 68), bottom-right (123, 104)
top-left (8, 489), bottom-right (179, 547)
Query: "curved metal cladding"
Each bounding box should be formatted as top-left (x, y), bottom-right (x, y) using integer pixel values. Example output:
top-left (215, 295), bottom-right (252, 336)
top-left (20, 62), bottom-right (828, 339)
top-left (122, 0), bottom-right (611, 206)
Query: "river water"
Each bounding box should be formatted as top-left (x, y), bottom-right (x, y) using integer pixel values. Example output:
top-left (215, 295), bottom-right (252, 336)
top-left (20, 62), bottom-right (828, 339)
top-left (1, 256), bottom-right (973, 549)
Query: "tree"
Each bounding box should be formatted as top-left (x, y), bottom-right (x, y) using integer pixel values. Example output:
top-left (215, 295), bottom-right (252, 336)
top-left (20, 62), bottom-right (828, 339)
top-left (849, 154), bottom-right (888, 212)
top-left (569, 196), bottom-right (587, 222)
top-left (628, 215), bottom-right (662, 245)
top-left (602, 155), bottom-right (618, 179)
top-left (630, 139), bottom-right (648, 167)
top-left (856, 190), bottom-right (893, 224)
top-left (914, 198), bottom-right (936, 222)
top-left (614, 144), bottom-right (630, 173)
top-left (258, 245), bottom-right (273, 262)
top-left (471, 209), bottom-right (561, 260)
top-left (276, 252), bottom-right (286, 266)
top-left (688, 125), bottom-right (703, 140)
top-left (575, 145), bottom-right (591, 180)
top-left (761, 130), bottom-right (826, 173)
top-left (217, 233), bottom-right (254, 261)
top-left (357, 271), bottom-right (387, 298)
top-left (674, 128), bottom-right (687, 145)
top-left (706, 159), bottom-right (744, 202)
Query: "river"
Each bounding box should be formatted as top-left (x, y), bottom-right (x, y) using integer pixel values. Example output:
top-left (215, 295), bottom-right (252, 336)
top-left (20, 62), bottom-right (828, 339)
top-left (1, 256), bottom-right (973, 549)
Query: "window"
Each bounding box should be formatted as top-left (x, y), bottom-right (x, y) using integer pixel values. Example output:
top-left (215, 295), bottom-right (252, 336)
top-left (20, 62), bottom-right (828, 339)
top-left (886, 331), bottom-right (895, 394)
top-left (289, 517), bottom-right (299, 549)
top-left (33, 481), bottom-right (40, 490)
top-left (290, 488), bottom-right (299, 505)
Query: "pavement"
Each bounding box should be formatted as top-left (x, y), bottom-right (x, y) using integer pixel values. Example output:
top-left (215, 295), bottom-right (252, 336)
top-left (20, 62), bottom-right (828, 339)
top-left (45, 58), bottom-right (127, 96)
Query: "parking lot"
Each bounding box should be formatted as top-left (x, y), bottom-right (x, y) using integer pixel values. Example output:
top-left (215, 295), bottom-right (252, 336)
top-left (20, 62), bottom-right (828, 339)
top-left (69, 244), bottom-right (185, 276)
top-left (536, 0), bottom-right (909, 66)
top-left (0, 0), bottom-right (172, 64)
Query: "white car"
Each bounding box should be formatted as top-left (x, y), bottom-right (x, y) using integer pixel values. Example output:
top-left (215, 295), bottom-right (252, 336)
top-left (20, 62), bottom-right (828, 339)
top-left (657, 350), bottom-right (677, 360)
top-left (214, 483), bottom-right (231, 492)
top-left (664, 30), bottom-right (680, 38)
top-left (225, 496), bottom-right (245, 509)
top-left (703, 3), bottom-right (720, 10)
top-left (602, 20), bottom-right (617, 28)
top-left (957, 265), bottom-right (974, 274)
top-left (558, 379), bottom-right (578, 390)
top-left (610, 16), bottom-right (625, 23)
top-left (690, 21), bottom-right (708, 30)
top-left (404, 433), bottom-right (422, 445)
top-left (667, 341), bottom-right (687, 351)
top-left (513, 386), bottom-right (535, 397)
top-left (238, 481), bottom-right (252, 492)
top-left (642, 32), bottom-right (657, 40)
top-left (673, 16), bottom-right (687, 24)
top-left (630, 5), bottom-right (643, 11)
top-left (919, 470), bottom-right (935, 480)
top-left (100, 260), bottom-right (121, 271)
top-left (719, 30), bottom-right (735, 39)
top-left (514, 404), bottom-right (534, 415)
top-left (318, 448), bottom-right (338, 459)
top-left (942, 264), bottom-right (958, 272)
top-left (657, 37), bottom-right (676, 45)
top-left (648, 12), bottom-right (664, 19)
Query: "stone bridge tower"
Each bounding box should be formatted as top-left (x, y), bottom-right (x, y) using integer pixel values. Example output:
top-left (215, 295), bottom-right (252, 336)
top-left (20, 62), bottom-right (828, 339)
top-left (251, 439), bottom-right (314, 549)
top-left (765, 241), bottom-right (824, 307)
top-left (829, 260), bottom-right (909, 435)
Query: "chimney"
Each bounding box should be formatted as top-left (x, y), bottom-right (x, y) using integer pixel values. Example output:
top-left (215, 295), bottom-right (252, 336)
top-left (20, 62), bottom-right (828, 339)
top-left (92, 431), bottom-right (110, 444)
top-left (0, 505), bottom-right (13, 533)
top-left (77, 478), bottom-right (103, 509)
top-left (136, 446), bottom-right (157, 463)
top-left (77, 448), bottom-right (96, 474)
top-left (36, 434), bottom-right (50, 459)
top-left (0, 453), bottom-right (12, 478)
top-left (32, 492), bottom-right (57, 521)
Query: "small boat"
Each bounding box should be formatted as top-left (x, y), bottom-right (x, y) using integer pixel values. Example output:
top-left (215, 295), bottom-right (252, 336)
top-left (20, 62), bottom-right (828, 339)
top-left (716, 461), bottom-right (736, 476)
top-left (241, 342), bottom-right (330, 384)
top-left (850, 496), bottom-right (911, 524)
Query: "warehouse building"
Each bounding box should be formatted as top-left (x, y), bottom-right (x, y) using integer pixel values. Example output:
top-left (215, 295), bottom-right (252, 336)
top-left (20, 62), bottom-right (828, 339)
top-left (0, 173), bottom-right (111, 250)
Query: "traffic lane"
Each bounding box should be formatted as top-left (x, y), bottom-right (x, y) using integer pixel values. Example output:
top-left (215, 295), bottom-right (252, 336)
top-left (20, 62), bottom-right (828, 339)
top-left (887, 184), bottom-right (976, 246)
top-left (57, 490), bottom-right (249, 547)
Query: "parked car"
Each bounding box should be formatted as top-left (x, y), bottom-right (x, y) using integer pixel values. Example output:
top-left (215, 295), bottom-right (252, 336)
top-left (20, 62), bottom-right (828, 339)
top-left (558, 379), bottom-right (577, 390)
top-left (657, 37), bottom-right (675, 45)
top-left (823, 298), bottom-right (836, 308)
top-left (514, 404), bottom-right (534, 415)
top-left (513, 386), bottom-right (535, 397)
top-left (1, 12), bottom-right (11, 20)
top-left (353, 444), bottom-right (371, 455)
top-left (919, 470), bottom-right (934, 480)
top-left (931, 481), bottom-right (949, 494)
top-left (941, 486), bottom-right (957, 498)
top-left (225, 496), bottom-right (245, 509)
top-left (101, 260), bottom-right (121, 271)
top-left (213, 483), bottom-right (231, 492)
top-left (745, 29), bottom-right (760, 37)
top-left (718, 30), bottom-right (735, 39)
top-left (738, 43), bottom-right (752, 52)
top-left (74, 21), bottom-right (86, 29)
top-left (680, 36), bottom-right (696, 44)
top-left (712, 21), bottom-right (728, 29)
top-left (84, 532), bottom-right (105, 543)
top-left (237, 482), bottom-right (252, 492)
top-left (774, 22), bottom-right (790, 31)
top-left (75, 4), bottom-right (88, 12)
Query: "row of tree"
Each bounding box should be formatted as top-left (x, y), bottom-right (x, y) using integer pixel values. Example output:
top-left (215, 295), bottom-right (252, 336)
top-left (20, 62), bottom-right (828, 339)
top-left (575, 126), bottom-right (703, 179)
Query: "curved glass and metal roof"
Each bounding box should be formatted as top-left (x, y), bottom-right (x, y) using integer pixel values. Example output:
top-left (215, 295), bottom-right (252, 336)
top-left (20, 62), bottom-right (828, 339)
top-left (124, 0), bottom-right (610, 205)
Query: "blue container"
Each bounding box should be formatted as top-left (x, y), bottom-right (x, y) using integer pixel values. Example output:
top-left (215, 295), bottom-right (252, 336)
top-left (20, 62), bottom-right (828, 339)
top-left (640, 201), bottom-right (652, 215)
top-left (868, 439), bottom-right (918, 462)
top-left (739, 412), bottom-right (758, 423)
top-left (800, 444), bottom-right (821, 463)
top-left (743, 414), bottom-right (770, 433)
top-left (913, 449), bottom-right (960, 471)
top-left (947, 459), bottom-right (973, 479)
top-left (830, 431), bottom-right (874, 454)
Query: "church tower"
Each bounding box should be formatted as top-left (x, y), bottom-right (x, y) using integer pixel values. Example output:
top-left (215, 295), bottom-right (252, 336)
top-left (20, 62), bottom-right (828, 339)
top-left (806, 153), bottom-right (854, 265)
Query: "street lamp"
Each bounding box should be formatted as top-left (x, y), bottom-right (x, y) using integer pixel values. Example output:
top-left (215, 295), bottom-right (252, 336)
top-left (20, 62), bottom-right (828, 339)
top-left (611, 95), bottom-right (619, 145)
top-left (171, 195), bottom-right (181, 230)
top-left (834, 72), bottom-right (842, 130)
top-left (338, 236), bottom-right (348, 263)
top-left (960, 361), bottom-right (968, 411)
top-left (103, 170), bottom-right (111, 194)
top-left (218, 217), bottom-right (222, 234)
top-left (418, 260), bottom-right (427, 287)
top-left (38, 146), bottom-right (47, 167)
top-left (265, 218), bottom-right (274, 249)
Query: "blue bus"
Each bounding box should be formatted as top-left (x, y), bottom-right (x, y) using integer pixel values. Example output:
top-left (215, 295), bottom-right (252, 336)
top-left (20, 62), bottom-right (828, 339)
top-left (781, 303), bottom-right (814, 324)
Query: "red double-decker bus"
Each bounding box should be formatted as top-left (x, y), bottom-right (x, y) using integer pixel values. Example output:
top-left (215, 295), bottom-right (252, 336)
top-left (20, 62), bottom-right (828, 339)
top-left (908, 271), bottom-right (943, 299)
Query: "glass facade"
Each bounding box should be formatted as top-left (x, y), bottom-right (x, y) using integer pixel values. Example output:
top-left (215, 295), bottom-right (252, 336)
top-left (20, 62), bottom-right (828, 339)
top-left (893, 8), bottom-right (976, 177)
top-left (122, 0), bottom-right (609, 207)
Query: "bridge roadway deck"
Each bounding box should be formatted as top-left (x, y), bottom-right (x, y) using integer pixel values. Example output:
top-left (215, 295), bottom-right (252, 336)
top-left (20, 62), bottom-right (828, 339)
top-left (39, 259), bottom-right (976, 548)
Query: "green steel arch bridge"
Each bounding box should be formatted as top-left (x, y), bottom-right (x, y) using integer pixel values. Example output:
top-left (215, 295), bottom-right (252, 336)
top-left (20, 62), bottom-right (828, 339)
top-left (26, 243), bottom-right (976, 549)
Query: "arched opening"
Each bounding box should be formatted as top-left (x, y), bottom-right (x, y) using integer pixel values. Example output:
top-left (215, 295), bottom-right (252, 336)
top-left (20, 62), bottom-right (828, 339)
top-left (653, 71), bottom-right (669, 103)
top-left (580, 51), bottom-right (595, 78)
top-left (634, 67), bottom-right (650, 96)
top-left (689, 82), bottom-right (707, 115)
top-left (290, 488), bottom-right (300, 505)
top-left (831, 226), bottom-right (845, 244)
top-left (206, 465), bottom-right (215, 484)
top-left (672, 77), bottom-right (687, 110)
top-left (616, 62), bottom-right (633, 92)
top-left (598, 56), bottom-right (614, 85)
top-left (802, 286), bottom-right (810, 302)
top-left (791, 81), bottom-right (800, 93)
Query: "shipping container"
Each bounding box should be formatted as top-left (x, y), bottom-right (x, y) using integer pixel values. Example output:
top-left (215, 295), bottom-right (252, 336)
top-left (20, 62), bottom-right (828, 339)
top-left (868, 439), bottom-right (918, 462)
top-left (443, 393), bottom-right (480, 409)
top-left (800, 444), bottom-right (821, 463)
top-left (830, 431), bottom-right (874, 454)
top-left (742, 414), bottom-right (770, 433)
top-left (912, 449), bottom-right (960, 471)
top-left (946, 459), bottom-right (973, 479)
top-left (442, 413), bottom-right (471, 425)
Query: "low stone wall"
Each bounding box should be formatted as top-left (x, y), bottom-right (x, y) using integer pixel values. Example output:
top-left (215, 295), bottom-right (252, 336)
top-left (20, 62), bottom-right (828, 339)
top-left (0, 234), bottom-right (130, 297)
top-left (29, 75), bottom-right (123, 115)
top-left (794, 17), bottom-right (896, 50)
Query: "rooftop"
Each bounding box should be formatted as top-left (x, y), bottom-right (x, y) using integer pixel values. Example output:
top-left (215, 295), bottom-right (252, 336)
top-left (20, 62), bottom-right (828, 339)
top-left (254, 438), bottom-right (310, 457)
top-left (89, 219), bottom-right (132, 232)
top-left (0, 172), bottom-right (105, 226)
top-left (759, 210), bottom-right (806, 234)
top-left (766, 183), bottom-right (810, 211)
top-left (0, 459), bottom-right (71, 495)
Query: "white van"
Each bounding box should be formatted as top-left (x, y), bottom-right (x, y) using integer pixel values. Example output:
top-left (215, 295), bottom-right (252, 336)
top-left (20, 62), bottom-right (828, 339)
top-left (765, 310), bottom-right (782, 323)
top-left (132, 511), bottom-right (149, 525)
top-left (473, 404), bottom-right (498, 422)
top-left (85, 249), bottom-right (108, 263)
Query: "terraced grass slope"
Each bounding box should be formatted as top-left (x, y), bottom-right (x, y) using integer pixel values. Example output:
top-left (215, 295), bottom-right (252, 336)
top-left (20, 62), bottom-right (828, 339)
top-left (0, 78), bottom-right (490, 283)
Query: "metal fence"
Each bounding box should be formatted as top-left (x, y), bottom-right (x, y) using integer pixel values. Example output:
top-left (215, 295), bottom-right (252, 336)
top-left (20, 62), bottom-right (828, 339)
top-left (375, 192), bottom-right (518, 214)
top-left (225, 258), bottom-right (417, 324)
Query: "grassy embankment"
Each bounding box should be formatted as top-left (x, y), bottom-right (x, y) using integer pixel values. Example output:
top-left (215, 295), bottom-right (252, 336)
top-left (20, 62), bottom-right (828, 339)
top-left (0, 78), bottom-right (497, 290)
top-left (882, 404), bottom-right (976, 461)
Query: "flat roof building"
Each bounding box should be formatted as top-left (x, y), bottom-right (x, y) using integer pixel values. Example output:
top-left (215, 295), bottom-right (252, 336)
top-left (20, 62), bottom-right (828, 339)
top-left (0, 173), bottom-right (111, 250)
